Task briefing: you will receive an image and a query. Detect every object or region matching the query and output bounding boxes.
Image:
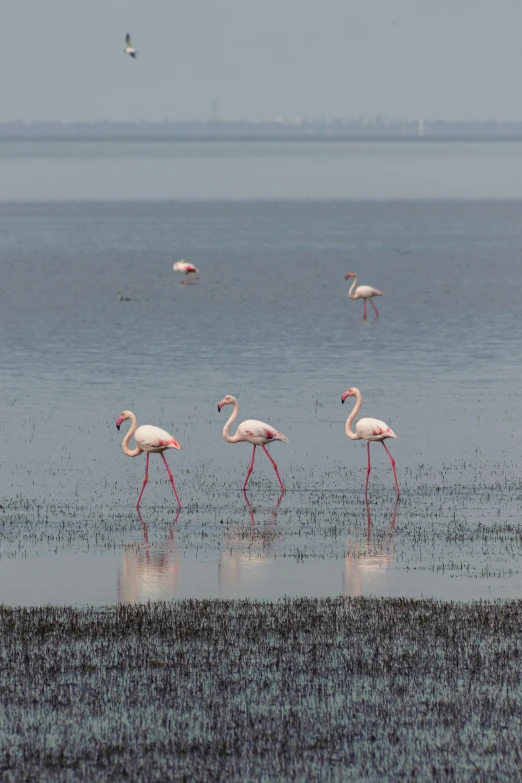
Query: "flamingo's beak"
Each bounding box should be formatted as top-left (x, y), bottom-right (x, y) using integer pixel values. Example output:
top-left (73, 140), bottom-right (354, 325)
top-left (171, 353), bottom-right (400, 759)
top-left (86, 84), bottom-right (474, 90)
top-left (341, 392), bottom-right (349, 404)
top-left (217, 403), bottom-right (222, 412)
top-left (116, 416), bottom-right (123, 430)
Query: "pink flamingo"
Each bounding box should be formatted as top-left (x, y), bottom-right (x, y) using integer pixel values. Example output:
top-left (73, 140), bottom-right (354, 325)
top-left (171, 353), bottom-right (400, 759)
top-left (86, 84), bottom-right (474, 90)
top-left (341, 387), bottom-right (400, 496)
top-left (173, 260), bottom-right (199, 284)
top-left (217, 395), bottom-right (288, 491)
top-left (116, 410), bottom-right (182, 509)
top-left (345, 272), bottom-right (382, 318)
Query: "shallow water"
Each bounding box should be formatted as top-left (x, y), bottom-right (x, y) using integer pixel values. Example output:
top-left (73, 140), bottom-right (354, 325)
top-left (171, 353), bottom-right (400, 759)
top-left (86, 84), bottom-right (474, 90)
top-left (1, 191), bottom-right (522, 604)
top-left (4, 138), bottom-right (522, 200)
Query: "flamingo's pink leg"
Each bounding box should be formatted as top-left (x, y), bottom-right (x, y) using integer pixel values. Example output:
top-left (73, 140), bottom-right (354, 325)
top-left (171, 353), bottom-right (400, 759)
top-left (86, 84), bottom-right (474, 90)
top-left (161, 453), bottom-right (182, 509)
top-left (365, 441), bottom-right (371, 494)
top-left (382, 442), bottom-right (400, 496)
top-left (242, 489), bottom-right (256, 524)
top-left (363, 299), bottom-right (367, 319)
top-left (274, 490), bottom-right (284, 510)
top-left (369, 298), bottom-right (379, 318)
top-left (181, 273), bottom-right (199, 285)
top-left (391, 498), bottom-right (399, 529)
top-left (136, 453), bottom-right (150, 509)
top-left (261, 445), bottom-right (285, 492)
top-left (137, 508), bottom-right (149, 544)
top-left (243, 445), bottom-right (256, 490)
top-left (169, 508), bottom-right (182, 539)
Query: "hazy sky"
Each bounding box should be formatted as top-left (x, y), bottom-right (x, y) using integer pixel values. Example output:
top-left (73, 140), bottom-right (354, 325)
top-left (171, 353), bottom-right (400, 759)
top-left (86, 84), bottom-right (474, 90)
top-left (3, 0), bottom-right (522, 122)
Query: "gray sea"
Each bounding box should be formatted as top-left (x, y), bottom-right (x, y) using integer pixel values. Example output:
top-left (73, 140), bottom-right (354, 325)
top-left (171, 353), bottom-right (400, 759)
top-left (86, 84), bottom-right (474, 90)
top-left (0, 139), bottom-right (521, 605)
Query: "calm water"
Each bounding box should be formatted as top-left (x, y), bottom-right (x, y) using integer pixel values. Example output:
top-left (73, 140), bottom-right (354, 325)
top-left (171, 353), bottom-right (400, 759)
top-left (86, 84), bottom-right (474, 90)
top-left (3, 138), bottom-right (522, 199)
top-left (0, 140), bottom-right (522, 604)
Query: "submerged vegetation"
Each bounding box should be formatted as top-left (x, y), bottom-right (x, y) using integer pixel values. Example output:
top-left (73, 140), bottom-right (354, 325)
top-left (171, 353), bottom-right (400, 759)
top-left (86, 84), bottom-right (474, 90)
top-left (0, 597), bottom-right (521, 781)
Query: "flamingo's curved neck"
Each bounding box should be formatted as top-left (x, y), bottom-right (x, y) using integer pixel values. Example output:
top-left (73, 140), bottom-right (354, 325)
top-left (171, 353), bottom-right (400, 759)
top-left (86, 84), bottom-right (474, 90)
top-left (223, 399), bottom-right (241, 443)
top-left (122, 412), bottom-right (143, 457)
top-left (348, 274), bottom-right (358, 299)
top-left (345, 390), bottom-right (363, 440)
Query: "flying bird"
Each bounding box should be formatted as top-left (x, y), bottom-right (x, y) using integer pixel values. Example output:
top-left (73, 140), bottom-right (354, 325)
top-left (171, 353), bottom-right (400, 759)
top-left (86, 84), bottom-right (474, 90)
top-left (116, 410), bottom-right (182, 508)
top-left (341, 387), bottom-right (400, 496)
top-left (124, 34), bottom-right (138, 58)
top-left (345, 272), bottom-right (382, 319)
top-left (217, 395), bottom-right (288, 491)
top-left (173, 260), bottom-right (199, 284)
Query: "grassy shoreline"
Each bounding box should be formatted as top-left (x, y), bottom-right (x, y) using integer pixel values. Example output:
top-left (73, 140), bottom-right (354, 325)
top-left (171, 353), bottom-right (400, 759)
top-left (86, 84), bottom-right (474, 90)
top-left (0, 597), bottom-right (521, 781)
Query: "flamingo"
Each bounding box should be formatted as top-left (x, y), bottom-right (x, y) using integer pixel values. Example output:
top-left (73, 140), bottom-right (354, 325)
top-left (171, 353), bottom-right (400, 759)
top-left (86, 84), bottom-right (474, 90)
top-left (345, 272), bottom-right (382, 319)
top-left (173, 260), bottom-right (199, 284)
top-left (116, 410), bottom-right (182, 509)
top-left (341, 387), bottom-right (400, 496)
top-left (217, 395), bottom-right (288, 491)
top-left (123, 33), bottom-right (138, 58)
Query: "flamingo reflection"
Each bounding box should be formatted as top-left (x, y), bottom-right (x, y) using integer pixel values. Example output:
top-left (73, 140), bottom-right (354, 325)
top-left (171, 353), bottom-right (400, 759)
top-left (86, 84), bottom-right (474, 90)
top-left (243, 488), bottom-right (284, 525)
top-left (117, 509), bottom-right (181, 603)
top-left (365, 495), bottom-right (399, 532)
top-left (342, 497), bottom-right (399, 597)
top-left (218, 491), bottom-right (285, 596)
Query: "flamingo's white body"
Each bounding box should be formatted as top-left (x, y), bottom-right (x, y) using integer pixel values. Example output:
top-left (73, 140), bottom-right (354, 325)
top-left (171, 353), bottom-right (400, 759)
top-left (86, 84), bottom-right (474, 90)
top-left (173, 260), bottom-right (199, 284)
top-left (217, 395), bottom-right (288, 491)
top-left (341, 387), bottom-right (400, 496)
top-left (116, 410), bottom-right (182, 508)
top-left (345, 272), bottom-right (382, 318)
top-left (124, 34), bottom-right (138, 58)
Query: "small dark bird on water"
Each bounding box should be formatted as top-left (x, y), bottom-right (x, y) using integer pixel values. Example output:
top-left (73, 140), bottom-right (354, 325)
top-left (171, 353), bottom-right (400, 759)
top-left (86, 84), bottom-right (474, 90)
top-left (118, 293), bottom-right (131, 301)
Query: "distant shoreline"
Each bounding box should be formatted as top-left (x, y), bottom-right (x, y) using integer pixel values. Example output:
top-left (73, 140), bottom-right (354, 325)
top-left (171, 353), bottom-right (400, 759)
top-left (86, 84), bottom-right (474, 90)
top-left (2, 118), bottom-right (522, 141)
top-left (2, 133), bottom-right (522, 142)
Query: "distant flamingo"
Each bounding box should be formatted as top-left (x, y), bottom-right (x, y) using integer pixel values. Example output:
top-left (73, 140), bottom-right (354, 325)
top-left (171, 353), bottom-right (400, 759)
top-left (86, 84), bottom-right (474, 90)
top-left (345, 272), bottom-right (382, 318)
top-left (217, 395), bottom-right (288, 491)
top-left (116, 410), bottom-right (182, 509)
top-left (341, 387), bottom-right (400, 496)
top-left (173, 260), bottom-right (199, 284)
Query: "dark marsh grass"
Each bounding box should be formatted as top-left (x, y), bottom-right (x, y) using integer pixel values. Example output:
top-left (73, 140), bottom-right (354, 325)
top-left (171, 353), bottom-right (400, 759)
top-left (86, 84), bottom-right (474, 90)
top-left (0, 597), bottom-right (521, 781)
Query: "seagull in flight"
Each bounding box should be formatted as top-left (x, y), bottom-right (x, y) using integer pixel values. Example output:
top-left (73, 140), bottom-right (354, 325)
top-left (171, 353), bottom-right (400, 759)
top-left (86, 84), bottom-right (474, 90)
top-left (124, 34), bottom-right (138, 59)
